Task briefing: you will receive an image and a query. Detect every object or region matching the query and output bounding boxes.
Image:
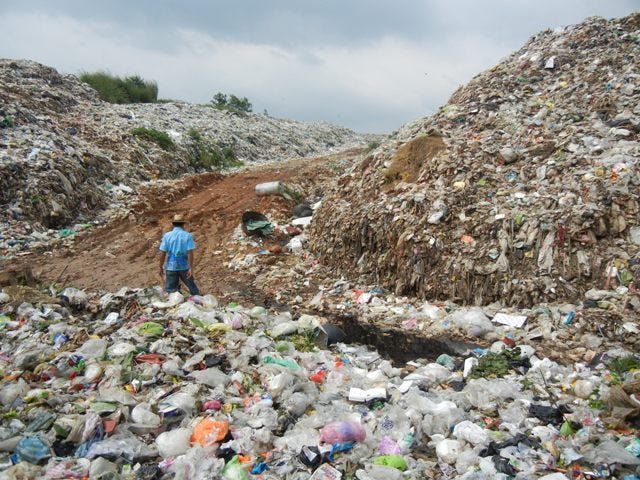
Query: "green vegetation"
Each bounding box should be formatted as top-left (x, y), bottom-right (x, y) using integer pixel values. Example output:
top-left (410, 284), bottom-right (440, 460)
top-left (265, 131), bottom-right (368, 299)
top-left (367, 140), bottom-right (381, 151)
top-left (131, 127), bottom-right (175, 150)
top-left (210, 92), bottom-right (253, 114)
top-left (1, 116), bottom-right (14, 128)
top-left (79, 71), bottom-right (158, 103)
top-left (607, 355), bottom-right (640, 376)
top-left (187, 128), bottom-right (243, 170)
top-left (588, 398), bottom-right (605, 409)
top-left (469, 347), bottom-right (523, 379)
top-left (289, 330), bottom-right (318, 352)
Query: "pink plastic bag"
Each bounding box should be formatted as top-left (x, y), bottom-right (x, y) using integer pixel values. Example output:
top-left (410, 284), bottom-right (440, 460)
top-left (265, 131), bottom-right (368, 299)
top-left (378, 435), bottom-right (401, 454)
top-left (319, 421), bottom-right (366, 443)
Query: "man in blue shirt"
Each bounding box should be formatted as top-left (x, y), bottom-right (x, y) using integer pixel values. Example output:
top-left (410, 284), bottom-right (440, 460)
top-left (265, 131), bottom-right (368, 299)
top-left (159, 214), bottom-right (201, 295)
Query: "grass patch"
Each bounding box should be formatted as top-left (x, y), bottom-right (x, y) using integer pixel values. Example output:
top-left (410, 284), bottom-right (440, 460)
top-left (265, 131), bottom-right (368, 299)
top-left (131, 127), bottom-right (175, 151)
top-left (79, 71), bottom-right (158, 103)
top-left (187, 128), bottom-right (243, 170)
top-left (367, 141), bottom-right (381, 151)
top-left (607, 355), bottom-right (640, 376)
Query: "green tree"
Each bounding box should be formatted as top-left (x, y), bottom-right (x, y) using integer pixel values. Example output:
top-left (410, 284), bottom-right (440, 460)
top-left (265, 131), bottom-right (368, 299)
top-left (212, 92), bottom-right (228, 106)
top-left (210, 92), bottom-right (252, 113)
top-left (228, 94), bottom-right (252, 113)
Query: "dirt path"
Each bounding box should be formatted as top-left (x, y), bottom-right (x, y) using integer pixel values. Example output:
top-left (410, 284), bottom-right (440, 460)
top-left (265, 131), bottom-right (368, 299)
top-left (7, 149), bottom-right (365, 303)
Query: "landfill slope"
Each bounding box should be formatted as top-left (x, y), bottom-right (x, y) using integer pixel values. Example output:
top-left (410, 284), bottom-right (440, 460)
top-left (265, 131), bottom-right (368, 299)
top-left (310, 13), bottom-right (640, 307)
top-left (0, 59), bottom-right (376, 233)
top-left (2, 150), bottom-right (365, 303)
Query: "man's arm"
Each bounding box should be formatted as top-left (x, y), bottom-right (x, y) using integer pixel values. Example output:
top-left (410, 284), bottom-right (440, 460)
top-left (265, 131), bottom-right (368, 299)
top-left (187, 250), bottom-right (195, 278)
top-left (158, 251), bottom-right (166, 278)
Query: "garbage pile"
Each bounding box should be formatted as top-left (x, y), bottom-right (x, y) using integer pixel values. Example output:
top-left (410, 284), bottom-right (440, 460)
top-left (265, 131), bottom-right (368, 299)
top-left (0, 286), bottom-right (639, 479)
top-left (0, 59), bottom-right (377, 249)
top-left (310, 13), bottom-right (640, 307)
top-left (247, 246), bottom-right (640, 363)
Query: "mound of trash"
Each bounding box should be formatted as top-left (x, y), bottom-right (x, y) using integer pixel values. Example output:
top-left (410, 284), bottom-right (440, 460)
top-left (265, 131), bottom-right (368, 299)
top-left (310, 13), bottom-right (640, 307)
top-left (0, 59), bottom-right (375, 231)
top-left (0, 285), bottom-right (639, 479)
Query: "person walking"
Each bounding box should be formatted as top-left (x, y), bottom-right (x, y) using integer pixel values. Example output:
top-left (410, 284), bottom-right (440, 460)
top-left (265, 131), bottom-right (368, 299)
top-left (159, 214), bottom-right (201, 295)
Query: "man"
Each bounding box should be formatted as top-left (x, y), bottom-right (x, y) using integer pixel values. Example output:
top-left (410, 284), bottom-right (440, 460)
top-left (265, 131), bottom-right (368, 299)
top-left (159, 214), bottom-right (201, 295)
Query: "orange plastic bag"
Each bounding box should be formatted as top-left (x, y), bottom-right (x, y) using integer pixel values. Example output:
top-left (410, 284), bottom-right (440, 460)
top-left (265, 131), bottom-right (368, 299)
top-left (191, 418), bottom-right (229, 446)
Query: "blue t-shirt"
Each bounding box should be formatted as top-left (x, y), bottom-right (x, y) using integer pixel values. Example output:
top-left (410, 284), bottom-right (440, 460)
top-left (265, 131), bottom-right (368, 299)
top-left (160, 227), bottom-right (196, 271)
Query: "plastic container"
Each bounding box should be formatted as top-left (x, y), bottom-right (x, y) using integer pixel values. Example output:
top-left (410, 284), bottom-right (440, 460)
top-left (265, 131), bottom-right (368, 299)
top-left (255, 181), bottom-right (284, 196)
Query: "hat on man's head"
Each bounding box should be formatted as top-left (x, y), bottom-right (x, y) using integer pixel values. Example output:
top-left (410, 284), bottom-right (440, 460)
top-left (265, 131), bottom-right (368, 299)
top-left (172, 214), bottom-right (186, 224)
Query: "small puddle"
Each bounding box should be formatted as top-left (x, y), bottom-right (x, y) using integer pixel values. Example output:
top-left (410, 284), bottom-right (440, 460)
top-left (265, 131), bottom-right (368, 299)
top-left (333, 313), bottom-right (481, 365)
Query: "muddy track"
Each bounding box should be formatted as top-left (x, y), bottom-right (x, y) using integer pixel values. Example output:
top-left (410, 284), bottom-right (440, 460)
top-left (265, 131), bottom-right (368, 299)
top-left (5, 149), bottom-right (366, 304)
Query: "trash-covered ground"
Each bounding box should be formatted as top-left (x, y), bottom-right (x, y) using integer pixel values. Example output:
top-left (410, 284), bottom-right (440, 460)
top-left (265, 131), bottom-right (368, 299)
top-left (1, 12), bottom-right (640, 480)
top-left (310, 12), bottom-right (640, 307)
top-left (0, 285), bottom-right (639, 480)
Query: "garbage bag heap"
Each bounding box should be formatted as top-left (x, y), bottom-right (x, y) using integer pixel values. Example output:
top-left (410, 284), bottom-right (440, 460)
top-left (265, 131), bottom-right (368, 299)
top-left (0, 287), bottom-right (639, 479)
top-left (0, 59), bottom-right (376, 251)
top-left (310, 13), bottom-right (640, 307)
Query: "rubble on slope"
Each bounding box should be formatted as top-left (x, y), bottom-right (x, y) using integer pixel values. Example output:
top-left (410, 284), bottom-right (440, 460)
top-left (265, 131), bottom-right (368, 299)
top-left (0, 59), bottom-right (378, 251)
top-left (310, 13), bottom-right (640, 307)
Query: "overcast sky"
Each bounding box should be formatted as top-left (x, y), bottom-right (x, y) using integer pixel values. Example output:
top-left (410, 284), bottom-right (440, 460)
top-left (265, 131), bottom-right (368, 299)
top-left (1, 1), bottom-right (637, 133)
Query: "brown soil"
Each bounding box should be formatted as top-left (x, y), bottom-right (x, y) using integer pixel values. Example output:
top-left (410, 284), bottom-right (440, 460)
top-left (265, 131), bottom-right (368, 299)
top-left (5, 149), bottom-right (366, 304)
top-left (382, 134), bottom-right (445, 189)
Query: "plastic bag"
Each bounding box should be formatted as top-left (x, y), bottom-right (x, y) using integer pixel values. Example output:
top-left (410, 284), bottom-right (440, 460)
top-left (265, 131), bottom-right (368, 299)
top-left (156, 428), bottom-right (192, 458)
top-left (85, 432), bottom-right (157, 461)
top-left (188, 367), bottom-right (229, 387)
top-left (60, 287), bottom-right (88, 307)
top-left (372, 454), bottom-right (407, 471)
top-left (151, 291), bottom-right (184, 309)
top-left (138, 321), bottom-right (165, 336)
top-left (448, 308), bottom-right (494, 337)
top-left (453, 420), bottom-right (489, 445)
top-left (262, 356), bottom-right (299, 370)
top-left (319, 421), bottom-right (366, 443)
top-left (435, 438), bottom-right (461, 464)
top-left (14, 436), bottom-right (50, 464)
top-left (0, 378), bottom-right (28, 406)
top-left (378, 436), bottom-right (401, 454)
top-left (283, 392), bottom-right (312, 417)
top-left (271, 321), bottom-right (298, 338)
top-left (191, 419), bottom-right (230, 446)
top-left (76, 338), bottom-right (107, 359)
top-left (222, 455), bottom-right (249, 480)
top-left (131, 403), bottom-right (161, 427)
top-left (168, 445), bottom-right (225, 480)
top-left (88, 457), bottom-right (118, 479)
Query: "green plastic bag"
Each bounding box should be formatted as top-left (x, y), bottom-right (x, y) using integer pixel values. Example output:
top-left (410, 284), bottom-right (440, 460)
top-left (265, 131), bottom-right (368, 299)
top-left (222, 455), bottom-right (249, 480)
top-left (559, 420), bottom-right (575, 438)
top-left (138, 321), bottom-right (164, 336)
top-left (89, 401), bottom-right (118, 414)
top-left (373, 454), bottom-right (408, 471)
top-left (262, 355), bottom-right (299, 370)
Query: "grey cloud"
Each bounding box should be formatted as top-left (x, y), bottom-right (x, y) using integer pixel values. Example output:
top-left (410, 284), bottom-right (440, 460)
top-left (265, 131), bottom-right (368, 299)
top-left (0, 1), bottom-right (637, 132)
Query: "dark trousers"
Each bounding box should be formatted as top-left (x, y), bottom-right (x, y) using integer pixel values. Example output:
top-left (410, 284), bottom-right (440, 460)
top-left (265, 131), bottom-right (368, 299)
top-left (165, 270), bottom-right (200, 295)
